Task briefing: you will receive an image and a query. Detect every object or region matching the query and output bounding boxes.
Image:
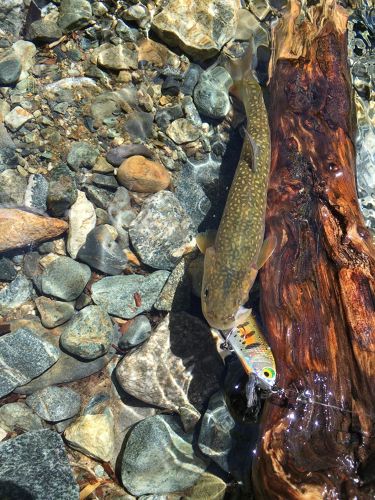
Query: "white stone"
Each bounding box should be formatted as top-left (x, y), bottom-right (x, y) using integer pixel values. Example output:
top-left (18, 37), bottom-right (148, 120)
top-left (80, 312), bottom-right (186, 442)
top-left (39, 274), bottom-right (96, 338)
top-left (67, 190), bottom-right (96, 259)
top-left (4, 106), bottom-right (33, 131)
top-left (12, 41), bottom-right (37, 80)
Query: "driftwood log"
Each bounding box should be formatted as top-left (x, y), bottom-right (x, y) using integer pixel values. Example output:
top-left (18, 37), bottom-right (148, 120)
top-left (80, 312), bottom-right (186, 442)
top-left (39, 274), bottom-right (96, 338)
top-left (255, 0), bottom-right (375, 498)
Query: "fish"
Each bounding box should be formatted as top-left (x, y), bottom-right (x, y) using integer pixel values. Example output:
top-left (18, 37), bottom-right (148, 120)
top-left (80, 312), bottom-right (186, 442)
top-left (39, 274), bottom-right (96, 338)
top-left (224, 315), bottom-right (276, 393)
top-left (197, 40), bottom-right (276, 331)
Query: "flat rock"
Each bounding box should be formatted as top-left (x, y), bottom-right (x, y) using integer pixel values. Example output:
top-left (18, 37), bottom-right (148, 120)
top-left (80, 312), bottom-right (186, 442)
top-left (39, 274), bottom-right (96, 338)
top-left (67, 141), bottom-right (99, 171)
top-left (117, 155), bottom-right (170, 193)
top-left (0, 430), bottom-right (79, 499)
top-left (26, 386), bottom-right (81, 422)
top-left (91, 271), bottom-right (169, 318)
top-left (166, 118), bottom-right (201, 144)
top-left (0, 169), bottom-right (27, 204)
top-left (121, 414), bottom-right (207, 496)
top-left (106, 144), bottom-right (152, 166)
top-left (96, 43), bottom-right (138, 70)
top-left (67, 190), bottom-right (96, 259)
top-left (60, 305), bottom-right (115, 360)
top-left (193, 66), bottom-right (232, 119)
top-left (41, 256), bottom-right (91, 301)
top-left (77, 225), bottom-right (127, 275)
top-left (0, 58), bottom-right (21, 86)
top-left (0, 402), bottom-right (44, 432)
top-left (0, 257), bottom-right (16, 281)
top-left (118, 315), bottom-right (152, 349)
top-left (58, 0), bottom-right (92, 32)
top-left (26, 19), bottom-right (63, 43)
top-left (64, 413), bottom-right (115, 462)
top-left (152, 0), bottom-right (240, 61)
top-left (4, 105), bottom-right (32, 131)
top-left (154, 257), bottom-right (191, 312)
top-left (116, 313), bottom-right (223, 425)
top-left (129, 191), bottom-right (195, 270)
top-left (35, 296), bottom-right (75, 328)
top-left (0, 275), bottom-right (34, 315)
top-left (138, 38), bottom-right (180, 68)
top-left (0, 327), bottom-right (60, 397)
top-left (0, 208), bottom-right (68, 253)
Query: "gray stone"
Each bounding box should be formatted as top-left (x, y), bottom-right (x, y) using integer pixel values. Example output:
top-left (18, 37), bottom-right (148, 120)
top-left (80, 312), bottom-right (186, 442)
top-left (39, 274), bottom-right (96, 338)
top-left (154, 258), bottom-right (191, 312)
top-left (116, 313), bottom-right (224, 426)
top-left (193, 67), bottom-right (233, 119)
top-left (106, 144), bottom-right (152, 167)
top-left (107, 187), bottom-right (133, 247)
top-left (96, 43), bottom-right (138, 71)
top-left (0, 275), bottom-right (34, 315)
top-left (67, 141), bottom-right (99, 171)
top-left (92, 173), bottom-right (118, 191)
top-left (156, 105), bottom-right (184, 129)
top-left (24, 174), bottom-right (48, 211)
top-left (92, 271), bottom-right (169, 318)
top-left (77, 225), bottom-right (127, 275)
top-left (47, 164), bottom-right (78, 217)
top-left (118, 315), bottom-right (152, 349)
top-left (124, 111), bottom-right (154, 141)
top-left (166, 118), bottom-right (201, 144)
top-left (58, 0), bottom-right (92, 32)
top-left (5, 105), bottom-right (33, 131)
top-left (0, 169), bottom-right (27, 205)
top-left (0, 146), bottom-right (18, 173)
top-left (41, 256), bottom-right (91, 301)
top-left (0, 430), bottom-right (79, 499)
top-left (26, 20), bottom-right (63, 43)
top-left (26, 386), bottom-right (81, 422)
top-left (0, 327), bottom-right (60, 397)
top-left (85, 184), bottom-right (113, 209)
top-left (129, 191), bottom-right (195, 270)
top-left (35, 296), bottom-right (75, 328)
top-left (0, 402), bottom-right (44, 432)
top-left (0, 257), bottom-right (16, 281)
top-left (181, 64), bottom-right (202, 96)
top-left (60, 305), bottom-right (115, 360)
top-left (0, 58), bottom-right (21, 86)
top-left (0, 0), bottom-right (23, 36)
top-left (121, 414), bottom-right (207, 496)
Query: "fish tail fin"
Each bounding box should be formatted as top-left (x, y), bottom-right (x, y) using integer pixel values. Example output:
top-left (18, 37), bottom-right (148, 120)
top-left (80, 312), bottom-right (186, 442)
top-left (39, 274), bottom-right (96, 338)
top-left (226, 39), bottom-right (256, 101)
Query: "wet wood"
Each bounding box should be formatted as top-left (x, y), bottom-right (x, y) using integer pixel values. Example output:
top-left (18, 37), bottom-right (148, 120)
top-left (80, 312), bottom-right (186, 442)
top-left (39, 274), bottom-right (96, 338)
top-left (255, 0), bottom-right (375, 498)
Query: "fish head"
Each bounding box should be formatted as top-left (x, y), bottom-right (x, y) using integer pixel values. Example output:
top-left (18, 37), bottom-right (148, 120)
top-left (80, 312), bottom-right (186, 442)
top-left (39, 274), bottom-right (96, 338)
top-left (201, 248), bottom-right (255, 330)
top-left (250, 354), bottom-right (277, 390)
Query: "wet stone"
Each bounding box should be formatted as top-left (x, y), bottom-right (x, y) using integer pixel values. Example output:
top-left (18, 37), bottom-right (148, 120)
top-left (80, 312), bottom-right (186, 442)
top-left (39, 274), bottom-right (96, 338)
top-left (77, 225), bottom-right (127, 276)
top-left (154, 258), bottom-right (191, 312)
top-left (193, 66), bottom-right (233, 119)
top-left (41, 256), bottom-right (91, 301)
top-left (121, 414), bottom-right (207, 496)
top-left (60, 305), bottom-right (115, 360)
top-left (0, 275), bottom-right (34, 315)
top-left (26, 19), bottom-right (63, 43)
top-left (0, 257), bottom-right (17, 282)
top-left (26, 386), bottom-right (81, 423)
top-left (24, 173), bottom-right (48, 211)
top-left (92, 173), bottom-right (118, 191)
top-left (58, 0), bottom-right (92, 32)
top-left (91, 271), bottom-right (169, 319)
top-left (181, 64), bottom-right (202, 96)
top-left (67, 141), bottom-right (99, 171)
top-left (0, 146), bottom-right (18, 172)
top-left (124, 111), bottom-right (154, 140)
top-left (118, 315), bottom-right (152, 349)
top-left (35, 296), bottom-right (75, 328)
top-left (107, 187), bottom-right (133, 247)
top-left (155, 104), bottom-right (184, 129)
top-left (64, 412), bottom-right (115, 462)
top-left (166, 118), bottom-right (201, 144)
top-left (0, 327), bottom-right (60, 397)
top-left (96, 43), bottom-right (138, 71)
top-left (0, 402), bottom-right (44, 432)
top-left (47, 164), bottom-right (78, 217)
top-left (117, 155), bottom-right (170, 193)
top-left (106, 144), bottom-right (153, 166)
top-left (0, 58), bottom-right (21, 86)
top-left (129, 191), bottom-right (195, 270)
top-left (0, 169), bottom-right (27, 204)
top-left (5, 105), bottom-right (32, 131)
top-left (0, 430), bottom-right (79, 500)
top-left (85, 184), bottom-right (113, 209)
top-left (67, 190), bottom-right (96, 259)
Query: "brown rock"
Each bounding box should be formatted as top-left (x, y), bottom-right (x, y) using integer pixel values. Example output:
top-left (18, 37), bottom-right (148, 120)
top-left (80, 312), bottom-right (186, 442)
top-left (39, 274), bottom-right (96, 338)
top-left (116, 155), bottom-right (170, 193)
top-left (0, 209), bottom-right (68, 253)
top-left (137, 38), bottom-right (180, 68)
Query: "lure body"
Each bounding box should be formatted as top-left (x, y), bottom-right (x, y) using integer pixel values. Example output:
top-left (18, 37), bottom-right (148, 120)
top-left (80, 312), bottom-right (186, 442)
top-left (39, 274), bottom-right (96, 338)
top-left (226, 315), bottom-right (276, 391)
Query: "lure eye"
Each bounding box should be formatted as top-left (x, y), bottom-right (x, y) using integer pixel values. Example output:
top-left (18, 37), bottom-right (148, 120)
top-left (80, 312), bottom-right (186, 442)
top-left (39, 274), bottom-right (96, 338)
top-left (263, 368), bottom-right (275, 379)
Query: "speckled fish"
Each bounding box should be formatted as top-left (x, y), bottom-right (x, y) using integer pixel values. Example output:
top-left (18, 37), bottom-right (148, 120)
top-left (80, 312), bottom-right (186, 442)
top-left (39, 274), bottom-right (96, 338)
top-left (198, 41), bottom-right (276, 331)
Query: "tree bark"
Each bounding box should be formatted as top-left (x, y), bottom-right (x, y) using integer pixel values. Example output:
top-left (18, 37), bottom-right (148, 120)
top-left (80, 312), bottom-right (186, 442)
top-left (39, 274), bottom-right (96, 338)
top-left (255, 0), bottom-right (375, 497)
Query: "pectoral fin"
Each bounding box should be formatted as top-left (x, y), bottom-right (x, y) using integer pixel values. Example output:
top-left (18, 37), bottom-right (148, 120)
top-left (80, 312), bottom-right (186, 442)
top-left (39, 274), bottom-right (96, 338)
top-left (196, 229), bottom-right (217, 254)
top-left (256, 234), bottom-right (277, 270)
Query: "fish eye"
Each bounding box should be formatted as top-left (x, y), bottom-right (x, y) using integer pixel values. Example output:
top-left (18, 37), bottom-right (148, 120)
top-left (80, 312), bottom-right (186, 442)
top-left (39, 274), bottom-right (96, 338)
top-left (204, 288), bottom-right (209, 298)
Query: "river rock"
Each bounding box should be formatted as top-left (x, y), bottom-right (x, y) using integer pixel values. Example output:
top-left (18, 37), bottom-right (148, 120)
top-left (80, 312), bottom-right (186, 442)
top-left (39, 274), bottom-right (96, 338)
top-left (4, 105), bottom-right (32, 131)
top-left (26, 19), bottom-right (63, 43)
top-left (12, 40), bottom-right (36, 80)
top-left (0, 58), bottom-right (21, 86)
top-left (0, 430), bottom-right (79, 499)
top-left (129, 191), bottom-right (195, 270)
top-left (117, 155), bottom-right (170, 193)
top-left (0, 327), bottom-right (60, 397)
top-left (26, 386), bottom-right (81, 422)
top-left (91, 271), bottom-right (169, 318)
top-left (0, 209), bottom-right (68, 253)
top-left (0, 0), bottom-right (23, 36)
top-left (121, 414), bottom-right (207, 496)
top-left (60, 305), bottom-right (115, 360)
top-left (58, 0), bottom-right (92, 32)
top-left (152, 0), bottom-right (240, 60)
top-left (0, 275), bottom-right (34, 314)
top-left (96, 43), bottom-right (138, 71)
top-left (64, 412), bottom-right (115, 462)
top-left (138, 38), bottom-right (180, 68)
top-left (67, 190), bottom-right (96, 259)
top-left (106, 144), bottom-right (152, 166)
top-left (77, 225), bottom-right (127, 275)
top-left (166, 118), bottom-right (201, 144)
top-left (0, 257), bottom-right (16, 281)
top-left (118, 315), bottom-right (152, 349)
top-left (107, 187), bottom-right (134, 247)
top-left (35, 296), bottom-right (74, 328)
top-left (116, 313), bottom-right (223, 426)
top-left (0, 402), bottom-right (44, 432)
top-left (24, 174), bottom-right (49, 212)
top-left (41, 256), bottom-right (91, 301)
top-left (193, 66), bottom-right (233, 119)
top-left (0, 169), bottom-right (27, 204)
top-left (47, 164), bottom-right (78, 217)
top-left (67, 141), bottom-right (99, 171)
top-left (154, 258), bottom-right (191, 311)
